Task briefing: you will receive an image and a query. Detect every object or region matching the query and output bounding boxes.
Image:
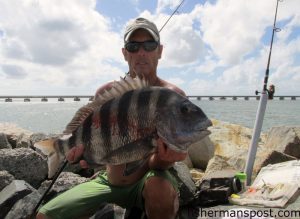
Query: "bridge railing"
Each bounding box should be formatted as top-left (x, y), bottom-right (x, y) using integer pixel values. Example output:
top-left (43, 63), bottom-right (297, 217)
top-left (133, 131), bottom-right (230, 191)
top-left (0, 95), bottom-right (298, 102)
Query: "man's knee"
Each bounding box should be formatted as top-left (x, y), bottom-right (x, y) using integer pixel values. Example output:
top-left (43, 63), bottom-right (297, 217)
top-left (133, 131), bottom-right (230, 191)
top-left (36, 212), bottom-right (50, 219)
top-left (143, 176), bottom-right (179, 218)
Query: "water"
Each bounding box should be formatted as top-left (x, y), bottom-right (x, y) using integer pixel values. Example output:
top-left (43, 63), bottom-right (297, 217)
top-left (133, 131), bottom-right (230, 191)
top-left (193, 99), bottom-right (300, 132)
top-left (0, 98), bottom-right (299, 134)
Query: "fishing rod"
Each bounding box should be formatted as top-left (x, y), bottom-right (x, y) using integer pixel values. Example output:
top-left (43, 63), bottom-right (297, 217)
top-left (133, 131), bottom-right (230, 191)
top-left (244, 0), bottom-right (282, 186)
top-left (31, 159), bottom-right (68, 217)
top-left (159, 0), bottom-right (185, 33)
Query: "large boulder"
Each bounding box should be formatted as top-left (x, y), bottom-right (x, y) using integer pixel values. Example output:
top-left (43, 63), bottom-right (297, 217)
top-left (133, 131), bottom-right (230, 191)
top-left (0, 170), bottom-right (15, 191)
top-left (209, 120), bottom-right (267, 158)
top-left (0, 180), bottom-right (35, 218)
top-left (204, 155), bottom-right (237, 176)
top-left (205, 120), bottom-right (277, 181)
top-left (5, 190), bottom-right (41, 219)
top-left (253, 126), bottom-right (300, 176)
top-left (207, 124), bottom-right (300, 183)
top-left (0, 123), bottom-right (33, 148)
top-left (38, 172), bottom-right (89, 203)
top-left (0, 148), bottom-right (48, 188)
top-left (187, 136), bottom-right (215, 170)
top-left (0, 133), bottom-right (12, 149)
top-left (264, 126), bottom-right (300, 158)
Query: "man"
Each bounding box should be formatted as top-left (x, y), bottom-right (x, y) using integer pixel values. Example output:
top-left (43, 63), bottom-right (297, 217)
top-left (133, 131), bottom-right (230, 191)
top-left (37, 17), bottom-right (187, 219)
top-left (267, 84), bottom-right (275, 100)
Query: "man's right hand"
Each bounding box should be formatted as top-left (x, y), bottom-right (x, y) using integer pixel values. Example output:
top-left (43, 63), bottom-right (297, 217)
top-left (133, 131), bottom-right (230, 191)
top-left (66, 144), bottom-right (89, 168)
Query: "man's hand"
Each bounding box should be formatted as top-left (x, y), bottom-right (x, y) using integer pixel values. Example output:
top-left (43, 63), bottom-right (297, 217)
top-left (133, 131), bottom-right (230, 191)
top-left (156, 138), bottom-right (187, 162)
top-left (66, 144), bottom-right (89, 168)
top-left (148, 138), bottom-right (187, 170)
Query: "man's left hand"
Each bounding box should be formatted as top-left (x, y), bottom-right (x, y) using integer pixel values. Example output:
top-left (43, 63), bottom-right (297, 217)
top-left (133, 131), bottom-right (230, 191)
top-left (156, 138), bottom-right (187, 162)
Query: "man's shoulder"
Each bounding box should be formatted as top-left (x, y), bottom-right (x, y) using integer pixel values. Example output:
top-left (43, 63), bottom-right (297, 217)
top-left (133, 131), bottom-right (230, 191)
top-left (94, 77), bottom-right (186, 98)
top-left (159, 78), bottom-right (186, 96)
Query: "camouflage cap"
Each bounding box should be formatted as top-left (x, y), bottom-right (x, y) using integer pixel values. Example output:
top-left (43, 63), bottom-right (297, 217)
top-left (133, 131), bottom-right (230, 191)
top-left (124, 17), bottom-right (160, 43)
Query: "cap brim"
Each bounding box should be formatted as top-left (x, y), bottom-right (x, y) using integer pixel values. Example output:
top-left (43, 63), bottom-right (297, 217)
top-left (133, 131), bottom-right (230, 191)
top-left (125, 27), bottom-right (159, 42)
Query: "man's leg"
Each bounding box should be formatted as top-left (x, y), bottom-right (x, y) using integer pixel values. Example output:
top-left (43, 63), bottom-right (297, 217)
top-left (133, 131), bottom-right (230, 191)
top-left (141, 171), bottom-right (179, 219)
top-left (36, 172), bottom-right (137, 219)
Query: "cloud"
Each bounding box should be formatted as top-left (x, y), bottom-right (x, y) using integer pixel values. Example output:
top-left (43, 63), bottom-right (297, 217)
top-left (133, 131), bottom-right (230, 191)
top-left (0, 0), bottom-right (299, 96)
top-left (156, 0), bottom-right (182, 14)
top-left (1, 64), bottom-right (27, 79)
top-left (160, 14), bottom-right (204, 67)
top-left (195, 0), bottom-right (275, 65)
top-left (167, 77), bottom-right (185, 86)
top-left (195, 56), bottom-right (221, 74)
top-left (0, 0), bottom-right (125, 95)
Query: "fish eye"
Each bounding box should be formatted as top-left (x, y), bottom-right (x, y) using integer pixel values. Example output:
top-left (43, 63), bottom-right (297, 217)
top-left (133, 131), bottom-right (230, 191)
top-left (180, 104), bottom-right (190, 114)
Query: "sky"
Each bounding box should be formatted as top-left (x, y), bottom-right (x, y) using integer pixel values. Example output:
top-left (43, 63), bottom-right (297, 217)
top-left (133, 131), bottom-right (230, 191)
top-left (0, 0), bottom-right (299, 96)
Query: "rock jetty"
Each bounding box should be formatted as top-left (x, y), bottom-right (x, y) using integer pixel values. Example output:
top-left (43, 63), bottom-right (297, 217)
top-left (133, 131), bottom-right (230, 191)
top-left (0, 120), bottom-right (299, 218)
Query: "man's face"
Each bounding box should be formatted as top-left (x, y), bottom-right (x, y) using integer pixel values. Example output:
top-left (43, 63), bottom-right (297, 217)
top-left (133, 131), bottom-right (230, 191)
top-left (122, 29), bottom-right (163, 80)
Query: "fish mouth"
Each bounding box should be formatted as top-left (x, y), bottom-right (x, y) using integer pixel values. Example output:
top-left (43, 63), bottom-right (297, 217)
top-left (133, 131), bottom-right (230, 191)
top-left (159, 128), bottom-right (212, 153)
top-left (157, 119), bottom-right (213, 153)
top-left (197, 119), bottom-right (213, 130)
top-left (197, 128), bottom-right (211, 136)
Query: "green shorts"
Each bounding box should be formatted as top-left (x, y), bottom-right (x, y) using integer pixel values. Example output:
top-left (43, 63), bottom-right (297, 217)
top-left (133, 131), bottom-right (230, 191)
top-left (38, 169), bottom-right (178, 219)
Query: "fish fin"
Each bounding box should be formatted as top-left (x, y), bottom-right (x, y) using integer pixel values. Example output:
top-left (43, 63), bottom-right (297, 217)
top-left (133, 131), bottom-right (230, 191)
top-left (34, 139), bottom-right (65, 178)
top-left (63, 105), bottom-right (95, 134)
top-left (64, 75), bottom-right (148, 134)
top-left (34, 139), bottom-right (56, 156)
top-left (124, 159), bottom-right (148, 176)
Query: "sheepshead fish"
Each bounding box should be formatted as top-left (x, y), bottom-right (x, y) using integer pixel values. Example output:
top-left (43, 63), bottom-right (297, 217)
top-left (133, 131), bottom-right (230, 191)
top-left (35, 76), bottom-right (212, 178)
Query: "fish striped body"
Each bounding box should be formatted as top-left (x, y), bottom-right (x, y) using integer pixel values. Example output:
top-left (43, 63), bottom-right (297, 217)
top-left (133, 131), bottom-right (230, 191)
top-left (66, 87), bottom-right (176, 165)
top-left (35, 76), bottom-right (212, 178)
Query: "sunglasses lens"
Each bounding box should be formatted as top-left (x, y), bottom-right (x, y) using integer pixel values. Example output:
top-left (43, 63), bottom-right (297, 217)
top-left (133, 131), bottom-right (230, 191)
top-left (125, 41), bottom-right (158, 53)
top-left (125, 42), bottom-right (140, 53)
top-left (143, 41), bottom-right (158, 51)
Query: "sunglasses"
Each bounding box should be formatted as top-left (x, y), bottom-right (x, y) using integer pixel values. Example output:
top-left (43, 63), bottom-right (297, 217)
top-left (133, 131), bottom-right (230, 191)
top-left (125, 41), bottom-right (159, 53)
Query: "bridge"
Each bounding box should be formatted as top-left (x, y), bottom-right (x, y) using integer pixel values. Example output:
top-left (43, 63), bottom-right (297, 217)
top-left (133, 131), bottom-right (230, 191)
top-left (187, 95), bottom-right (299, 101)
top-left (0, 95), bottom-right (93, 102)
top-left (0, 95), bottom-right (299, 102)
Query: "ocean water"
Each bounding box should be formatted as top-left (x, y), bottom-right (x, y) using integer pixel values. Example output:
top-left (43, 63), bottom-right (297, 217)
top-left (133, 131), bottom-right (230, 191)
top-left (0, 98), bottom-right (299, 134)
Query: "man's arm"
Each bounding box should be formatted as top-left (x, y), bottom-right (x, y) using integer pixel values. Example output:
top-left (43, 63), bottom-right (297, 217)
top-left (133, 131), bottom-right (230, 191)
top-left (148, 138), bottom-right (187, 170)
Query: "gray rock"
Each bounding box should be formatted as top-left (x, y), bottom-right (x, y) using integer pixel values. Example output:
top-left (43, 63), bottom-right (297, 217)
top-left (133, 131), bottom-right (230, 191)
top-left (38, 172), bottom-right (88, 203)
top-left (0, 170), bottom-right (15, 191)
top-left (204, 155), bottom-right (237, 176)
top-left (182, 154), bottom-right (193, 169)
top-left (265, 126), bottom-right (300, 158)
top-left (15, 133), bottom-right (31, 148)
top-left (92, 203), bottom-right (126, 219)
top-left (0, 123), bottom-right (33, 149)
top-left (188, 136), bottom-right (215, 170)
top-left (170, 162), bottom-right (197, 206)
top-left (5, 190), bottom-right (42, 219)
top-left (0, 148), bottom-right (48, 188)
top-left (0, 133), bottom-right (12, 149)
top-left (226, 149), bottom-right (248, 172)
top-left (259, 150), bottom-right (297, 171)
top-left (0, 180), bottom-right (35, 218)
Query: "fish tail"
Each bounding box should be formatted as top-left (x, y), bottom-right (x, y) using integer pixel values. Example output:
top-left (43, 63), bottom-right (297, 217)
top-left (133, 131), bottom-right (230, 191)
top-left (34, 138), bottom-right (65, 178)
